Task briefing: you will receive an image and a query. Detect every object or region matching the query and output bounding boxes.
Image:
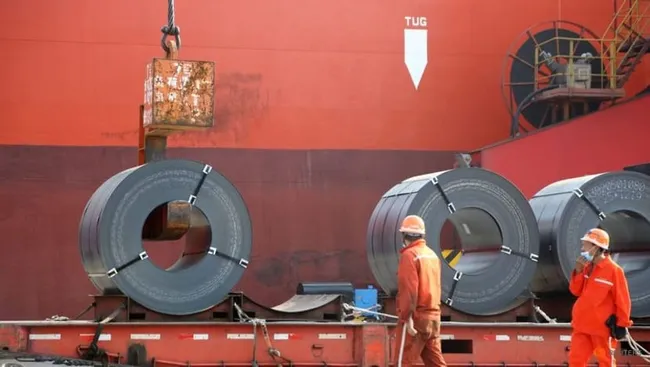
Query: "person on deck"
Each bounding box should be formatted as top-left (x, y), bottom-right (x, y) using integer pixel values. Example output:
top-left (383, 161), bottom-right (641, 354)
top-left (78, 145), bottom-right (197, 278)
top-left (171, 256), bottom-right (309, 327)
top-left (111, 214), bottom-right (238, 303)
top-left (395, 215), bottom-right (447, 367)
top-left (569, 228), bottom-right (633, 367)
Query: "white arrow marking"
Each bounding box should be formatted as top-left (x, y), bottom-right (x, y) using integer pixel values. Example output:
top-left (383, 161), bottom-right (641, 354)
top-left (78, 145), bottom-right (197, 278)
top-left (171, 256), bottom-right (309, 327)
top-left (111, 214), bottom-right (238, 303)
top-left (404, 29), bottom-right (428, 90)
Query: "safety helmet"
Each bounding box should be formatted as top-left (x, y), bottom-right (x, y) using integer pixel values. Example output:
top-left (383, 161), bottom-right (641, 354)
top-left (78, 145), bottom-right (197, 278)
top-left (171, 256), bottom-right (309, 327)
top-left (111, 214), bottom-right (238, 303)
top-left (580, 228), bottom-right (610, 250)
top-left (399, 215), bottom-right (426, 236)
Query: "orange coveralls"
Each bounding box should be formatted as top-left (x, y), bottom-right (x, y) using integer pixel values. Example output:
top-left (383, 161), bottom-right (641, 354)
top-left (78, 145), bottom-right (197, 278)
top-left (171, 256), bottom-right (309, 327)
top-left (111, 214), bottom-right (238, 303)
top-left (568, 256), bottom-right (632, 367)
top-left (395, 239), bottom-right (446, 367)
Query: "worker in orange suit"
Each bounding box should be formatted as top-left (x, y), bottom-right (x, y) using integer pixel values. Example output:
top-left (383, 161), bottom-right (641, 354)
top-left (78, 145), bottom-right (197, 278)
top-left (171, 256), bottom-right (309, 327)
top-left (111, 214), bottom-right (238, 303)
top-left (394, 215), bottom-right (447, 367)
top-left (569, 228), bottom-right (633, 367)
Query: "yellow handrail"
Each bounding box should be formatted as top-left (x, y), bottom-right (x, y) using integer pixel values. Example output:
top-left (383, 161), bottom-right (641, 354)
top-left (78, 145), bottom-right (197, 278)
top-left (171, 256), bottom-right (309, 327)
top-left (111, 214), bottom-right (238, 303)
top-left (532, 38), bottom-right (618, 90)
top-left (604, 1), bottom-right (650, 79)
top-left (603, 0), bottom-right (635, 41)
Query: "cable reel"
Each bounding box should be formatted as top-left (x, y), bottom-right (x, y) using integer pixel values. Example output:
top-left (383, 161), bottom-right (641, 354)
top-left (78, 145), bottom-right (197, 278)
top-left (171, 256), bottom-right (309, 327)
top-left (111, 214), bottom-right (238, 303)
top-left (500, 21), bottom-right (603, 135)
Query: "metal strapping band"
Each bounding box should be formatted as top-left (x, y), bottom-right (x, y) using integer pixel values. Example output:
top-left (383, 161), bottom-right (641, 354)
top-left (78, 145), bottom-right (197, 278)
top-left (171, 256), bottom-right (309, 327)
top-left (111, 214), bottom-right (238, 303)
top-left (500, 245), bottom-right (539, 262)
top-left (106, 251), bottom-right (149, 278)
top-left (430, 177), bottom-right (456, 214)
top-left (573, 188), bottom-right (606, 220)
top-left (208, 247), bottom-right (249, 268)
top-left (188, 164), bottom-right (213, 205)
top-left (444, 271), bottom-right (463, 306)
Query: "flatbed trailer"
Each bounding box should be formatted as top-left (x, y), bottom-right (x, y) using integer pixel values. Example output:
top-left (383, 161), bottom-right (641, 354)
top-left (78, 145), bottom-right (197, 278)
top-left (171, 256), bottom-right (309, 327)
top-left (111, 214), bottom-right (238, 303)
top-left (2, 320), bottom-right (650, 366)
top-left (1, 292), bottom-right (650, 367)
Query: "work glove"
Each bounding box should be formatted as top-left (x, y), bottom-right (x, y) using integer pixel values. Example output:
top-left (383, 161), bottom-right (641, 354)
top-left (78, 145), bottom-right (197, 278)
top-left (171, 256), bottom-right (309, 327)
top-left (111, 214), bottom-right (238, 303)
top-left (606, 315), bottom-right (628, 341)
top-left (612, 325), bottom-right (628, 341)
top-left (406, 316), bottom-right (418, 337)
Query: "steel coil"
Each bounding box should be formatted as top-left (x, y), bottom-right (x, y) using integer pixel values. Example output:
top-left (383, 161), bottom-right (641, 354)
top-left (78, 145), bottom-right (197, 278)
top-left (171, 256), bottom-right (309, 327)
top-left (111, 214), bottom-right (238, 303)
top-left (79, 159), bottom-right (252, 315)
top-left (367, 168), bottom-right (540, 316)
top-left (529, 171), bottom-right (650, 317)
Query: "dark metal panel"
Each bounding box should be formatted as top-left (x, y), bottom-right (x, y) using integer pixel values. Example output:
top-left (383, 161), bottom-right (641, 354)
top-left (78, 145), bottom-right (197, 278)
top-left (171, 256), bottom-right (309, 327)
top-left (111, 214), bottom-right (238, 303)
top-left (297, 282), bottom-right (354, 297)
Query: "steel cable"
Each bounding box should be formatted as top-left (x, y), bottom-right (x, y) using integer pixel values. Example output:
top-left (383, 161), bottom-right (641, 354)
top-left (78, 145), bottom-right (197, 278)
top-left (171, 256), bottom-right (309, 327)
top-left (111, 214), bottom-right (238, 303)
top-left (161, 0), bottom-right (181, 53)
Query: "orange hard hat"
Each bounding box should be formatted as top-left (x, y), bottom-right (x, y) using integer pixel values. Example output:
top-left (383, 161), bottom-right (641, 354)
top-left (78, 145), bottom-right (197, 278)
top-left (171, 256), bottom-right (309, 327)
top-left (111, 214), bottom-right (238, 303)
top-left (581, 228), bottom-right (610, 250)
top-left (399, 215), bottom-right (426, 235)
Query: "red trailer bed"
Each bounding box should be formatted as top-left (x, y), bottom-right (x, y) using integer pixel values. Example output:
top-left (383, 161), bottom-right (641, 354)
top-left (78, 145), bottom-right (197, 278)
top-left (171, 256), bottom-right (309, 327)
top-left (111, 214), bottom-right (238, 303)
top-left (1, 319), bottom-right (650, 366)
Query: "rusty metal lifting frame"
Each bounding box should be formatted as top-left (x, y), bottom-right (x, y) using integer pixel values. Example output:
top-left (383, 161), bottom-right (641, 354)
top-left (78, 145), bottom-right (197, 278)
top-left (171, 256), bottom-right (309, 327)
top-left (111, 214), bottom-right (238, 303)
top-left (136, 0), bottom-right (216, 243)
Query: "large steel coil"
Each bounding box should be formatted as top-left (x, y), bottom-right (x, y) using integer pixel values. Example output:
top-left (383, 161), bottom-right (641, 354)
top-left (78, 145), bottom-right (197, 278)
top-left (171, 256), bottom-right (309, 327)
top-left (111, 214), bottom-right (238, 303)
top-left (529, 171), bottom-right (650, 317)
top-left (79, 159), bottom-right (252, 315)
top-left (367, 168), bottom-right (540, 316)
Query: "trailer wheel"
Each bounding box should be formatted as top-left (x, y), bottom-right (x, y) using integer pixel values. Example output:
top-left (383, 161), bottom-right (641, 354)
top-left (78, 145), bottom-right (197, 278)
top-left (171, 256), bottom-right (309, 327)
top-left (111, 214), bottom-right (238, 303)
top-left (127, 343), bottom-right (148, 367)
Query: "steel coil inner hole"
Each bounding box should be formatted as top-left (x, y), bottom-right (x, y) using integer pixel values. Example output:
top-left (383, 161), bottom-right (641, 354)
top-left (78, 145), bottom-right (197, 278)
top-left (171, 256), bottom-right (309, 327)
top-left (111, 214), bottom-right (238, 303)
top-left (141, 201), bottom-right (212, 271)
top-left (599, 211), bottom-right (650, 274)
top-left (439, 208), bottom-right (503, 275)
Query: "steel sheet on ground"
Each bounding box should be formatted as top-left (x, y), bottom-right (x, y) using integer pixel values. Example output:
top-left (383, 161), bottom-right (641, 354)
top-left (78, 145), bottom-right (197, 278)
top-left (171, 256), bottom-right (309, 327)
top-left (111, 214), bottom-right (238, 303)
top-left (297, 282), bottom-right (355, 296)
top-left (367, 168), bottom-right (540, 316)
top-left (79, 159), bottom-right (252, 316)
top-left (529, 171), bottom-right (650, 317)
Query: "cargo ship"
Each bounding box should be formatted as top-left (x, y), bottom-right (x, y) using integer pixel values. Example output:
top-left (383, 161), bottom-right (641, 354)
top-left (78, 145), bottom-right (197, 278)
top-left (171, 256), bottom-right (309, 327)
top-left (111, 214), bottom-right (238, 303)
top-left (1, 0), bottom-right (650, 365)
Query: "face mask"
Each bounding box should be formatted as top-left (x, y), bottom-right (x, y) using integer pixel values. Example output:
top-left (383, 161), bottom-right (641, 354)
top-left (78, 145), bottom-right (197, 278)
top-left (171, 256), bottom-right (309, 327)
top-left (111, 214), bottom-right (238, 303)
top-left (581, 250), bottom-right (594, 262)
